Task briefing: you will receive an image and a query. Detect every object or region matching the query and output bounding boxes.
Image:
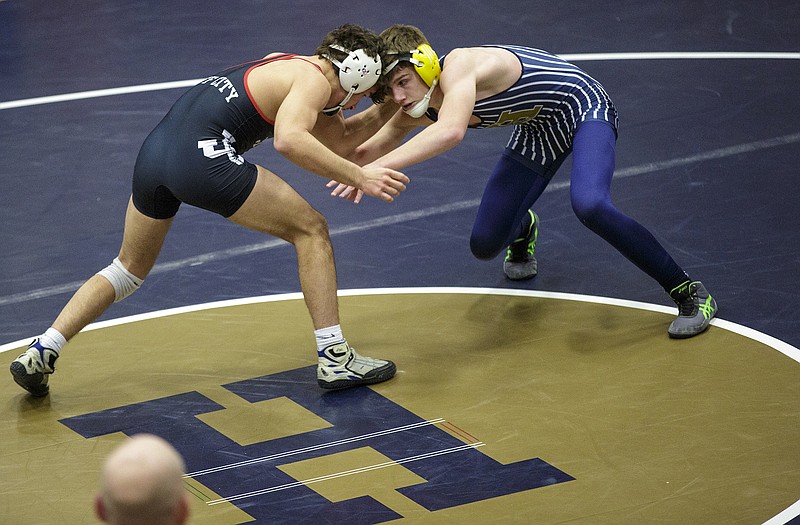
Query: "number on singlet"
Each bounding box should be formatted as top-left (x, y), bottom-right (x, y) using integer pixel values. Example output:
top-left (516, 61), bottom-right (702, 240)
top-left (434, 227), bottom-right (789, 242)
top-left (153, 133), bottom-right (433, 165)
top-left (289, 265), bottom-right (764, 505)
top-left (197, 129), bottom-right (245, 165)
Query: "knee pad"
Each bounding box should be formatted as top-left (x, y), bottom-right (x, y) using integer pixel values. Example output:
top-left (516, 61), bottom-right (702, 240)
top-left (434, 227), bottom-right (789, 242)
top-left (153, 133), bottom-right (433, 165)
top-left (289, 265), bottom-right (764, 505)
top-left (97, 258), bottom-right (144, 302)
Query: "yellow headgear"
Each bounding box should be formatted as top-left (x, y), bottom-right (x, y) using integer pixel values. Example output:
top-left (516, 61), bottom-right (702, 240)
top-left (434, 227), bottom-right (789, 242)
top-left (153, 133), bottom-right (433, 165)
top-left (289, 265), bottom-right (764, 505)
top-left (386, 43), bottom-right (441, 87)
top-left (409, 44), bottom-right (441, 87)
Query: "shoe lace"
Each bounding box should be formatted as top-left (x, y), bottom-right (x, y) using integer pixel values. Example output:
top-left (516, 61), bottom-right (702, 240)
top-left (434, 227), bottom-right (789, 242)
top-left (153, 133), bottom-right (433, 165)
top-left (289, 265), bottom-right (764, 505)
top-left (506, 238), bottom-right (529, 261)
top-left (677, 295), bottom-right (698, 317)
top-left (506, 218), bottom-right (537, 262)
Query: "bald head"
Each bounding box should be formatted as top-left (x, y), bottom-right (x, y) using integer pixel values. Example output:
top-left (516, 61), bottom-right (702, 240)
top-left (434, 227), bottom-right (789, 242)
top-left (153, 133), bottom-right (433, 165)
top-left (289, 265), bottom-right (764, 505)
top-left (96, 434), bottom-right (189, 525)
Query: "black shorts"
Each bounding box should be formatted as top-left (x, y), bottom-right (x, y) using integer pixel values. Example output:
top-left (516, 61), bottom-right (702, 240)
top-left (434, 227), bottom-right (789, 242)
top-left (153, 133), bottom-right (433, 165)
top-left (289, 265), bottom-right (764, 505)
top-left (132, 123), bottom-right (258, 219)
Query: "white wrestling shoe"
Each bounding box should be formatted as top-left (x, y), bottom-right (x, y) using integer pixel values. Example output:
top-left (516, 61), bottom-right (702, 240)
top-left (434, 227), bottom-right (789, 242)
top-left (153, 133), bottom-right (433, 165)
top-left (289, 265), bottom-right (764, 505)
top-left (317, 342), bottom-right (396, 390)
top-left (10, 338), bottom-right (59, 397)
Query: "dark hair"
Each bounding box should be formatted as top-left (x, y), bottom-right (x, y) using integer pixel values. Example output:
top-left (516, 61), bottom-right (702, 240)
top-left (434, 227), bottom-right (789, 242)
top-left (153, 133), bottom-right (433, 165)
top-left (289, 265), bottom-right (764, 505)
top-left (316, 24), bottom-right (389, 103)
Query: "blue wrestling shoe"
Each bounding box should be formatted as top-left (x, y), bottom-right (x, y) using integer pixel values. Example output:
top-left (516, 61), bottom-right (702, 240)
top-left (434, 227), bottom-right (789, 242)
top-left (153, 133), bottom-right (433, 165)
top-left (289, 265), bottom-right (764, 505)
top-left (317, 342), bottom-right (396, 390)
top-left (503, 210), bottom-right (539, 280)
top-left (10, 338), bottom-right (59, 397)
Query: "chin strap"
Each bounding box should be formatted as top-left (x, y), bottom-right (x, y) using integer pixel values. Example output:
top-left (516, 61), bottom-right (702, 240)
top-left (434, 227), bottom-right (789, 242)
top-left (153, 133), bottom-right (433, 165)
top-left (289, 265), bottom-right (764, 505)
top-left (322, 87), bottom-right (357, 116)
top-left (403, 79), bottom-right (437, 118)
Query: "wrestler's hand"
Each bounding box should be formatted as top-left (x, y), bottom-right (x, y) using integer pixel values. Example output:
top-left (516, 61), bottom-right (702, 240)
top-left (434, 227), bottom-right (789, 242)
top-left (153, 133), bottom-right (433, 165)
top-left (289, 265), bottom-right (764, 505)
top-left (326, 180), bottom-right (362, 203)
top-left (358, 166), bottom-right (408, 203)
top-left (327, 167), bottom-right (408, 204)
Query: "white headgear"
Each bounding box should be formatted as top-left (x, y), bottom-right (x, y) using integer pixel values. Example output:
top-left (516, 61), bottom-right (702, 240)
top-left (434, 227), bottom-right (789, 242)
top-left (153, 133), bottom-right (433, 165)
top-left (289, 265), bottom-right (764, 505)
top-left (322, 44), bottom-right (382, 115)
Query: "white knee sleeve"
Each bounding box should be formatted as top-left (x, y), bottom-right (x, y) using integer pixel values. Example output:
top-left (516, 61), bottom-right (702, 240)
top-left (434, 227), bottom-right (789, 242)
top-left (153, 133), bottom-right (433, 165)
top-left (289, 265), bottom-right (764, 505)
top-left (97, 257), bottom-right (144, 302)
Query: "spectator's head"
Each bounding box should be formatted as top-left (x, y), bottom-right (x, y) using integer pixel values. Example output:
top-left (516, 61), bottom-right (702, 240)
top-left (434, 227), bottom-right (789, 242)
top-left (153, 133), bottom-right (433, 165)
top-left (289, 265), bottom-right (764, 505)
top-left (95, 434), bottom-right (189, 525)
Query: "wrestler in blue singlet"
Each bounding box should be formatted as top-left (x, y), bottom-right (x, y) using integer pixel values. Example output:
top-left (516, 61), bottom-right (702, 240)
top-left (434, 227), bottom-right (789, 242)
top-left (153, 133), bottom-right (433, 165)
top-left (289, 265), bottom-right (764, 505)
top-left (454, 45), bottom-right (689, 293)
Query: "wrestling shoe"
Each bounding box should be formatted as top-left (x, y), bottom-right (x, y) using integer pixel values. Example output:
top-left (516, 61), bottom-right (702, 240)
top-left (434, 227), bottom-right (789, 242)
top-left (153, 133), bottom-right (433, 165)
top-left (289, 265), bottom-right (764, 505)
top-left (10, 338), bottom-right (59, 397)
top-left (668, 281), bottom-right (717, 338)
top-left (317, 342), bottom-right (396, 390)
top-left (503, 210), bottom-right (539, 280)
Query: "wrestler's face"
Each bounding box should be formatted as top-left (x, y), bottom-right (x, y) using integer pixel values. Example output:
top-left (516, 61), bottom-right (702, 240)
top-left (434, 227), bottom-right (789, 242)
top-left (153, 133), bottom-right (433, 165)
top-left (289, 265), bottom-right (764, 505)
top-left (331, 87), bottom-right (375, 111)
top-left (388, 67), bottom-right (428, 113)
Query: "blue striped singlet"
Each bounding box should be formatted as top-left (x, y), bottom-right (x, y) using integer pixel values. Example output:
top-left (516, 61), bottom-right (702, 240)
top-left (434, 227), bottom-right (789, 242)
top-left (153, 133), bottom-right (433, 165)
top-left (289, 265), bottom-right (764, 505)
top-left (444, 45), bottom-right (619, 174)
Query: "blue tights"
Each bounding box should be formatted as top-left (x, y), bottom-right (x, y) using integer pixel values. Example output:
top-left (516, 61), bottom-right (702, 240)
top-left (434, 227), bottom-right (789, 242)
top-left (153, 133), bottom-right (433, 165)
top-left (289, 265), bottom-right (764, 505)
top-left (470, 121), bottom-right (688, 293)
